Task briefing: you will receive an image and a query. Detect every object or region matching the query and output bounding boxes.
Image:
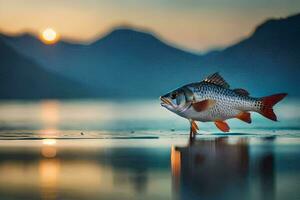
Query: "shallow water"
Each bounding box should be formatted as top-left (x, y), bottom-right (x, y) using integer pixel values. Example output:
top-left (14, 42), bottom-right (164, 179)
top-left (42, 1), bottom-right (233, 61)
top-left (0, 100), bottom-right (299, 200)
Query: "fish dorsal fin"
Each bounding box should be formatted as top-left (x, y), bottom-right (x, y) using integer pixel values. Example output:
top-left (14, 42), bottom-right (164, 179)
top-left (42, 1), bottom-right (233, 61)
top-left (203, 72), bottom-right (230, 89)
top-left (233, 88), bottom-right (250, 96)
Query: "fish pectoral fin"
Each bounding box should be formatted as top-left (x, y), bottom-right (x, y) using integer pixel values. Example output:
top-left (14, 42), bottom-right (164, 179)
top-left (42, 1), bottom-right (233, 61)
top-left (236, 112), bottom-right (252, 123)
top-left (214, 120), bottom-right (230, 132)
top-left (192, 99), bottom-right (216, 112)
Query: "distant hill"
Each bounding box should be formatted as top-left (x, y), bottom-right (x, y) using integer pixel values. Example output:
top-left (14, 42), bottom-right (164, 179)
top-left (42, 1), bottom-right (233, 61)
top-left (199, 13), bottom-right (300, 96)
top-left (0, 38), bottom-right (90, 99)
top-left (1, 27), bottom-right (202, 98)
top-left (1, 13), bottom-right (299, 99)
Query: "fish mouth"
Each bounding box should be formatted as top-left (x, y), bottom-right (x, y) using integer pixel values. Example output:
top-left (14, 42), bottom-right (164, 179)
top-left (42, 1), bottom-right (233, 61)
top-left (160, 96), bottom-right (173, 107)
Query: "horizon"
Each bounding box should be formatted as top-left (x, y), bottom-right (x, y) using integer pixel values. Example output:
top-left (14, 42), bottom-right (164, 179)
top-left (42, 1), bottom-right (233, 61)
top-left (0, 0), bottom-right (299, 52)
top-left (1, 24), bottom-right (226, 54)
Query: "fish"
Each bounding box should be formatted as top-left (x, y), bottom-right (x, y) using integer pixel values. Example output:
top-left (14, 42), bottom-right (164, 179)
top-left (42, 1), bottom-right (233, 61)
top-left (160, 72), bottom-right (287, 137)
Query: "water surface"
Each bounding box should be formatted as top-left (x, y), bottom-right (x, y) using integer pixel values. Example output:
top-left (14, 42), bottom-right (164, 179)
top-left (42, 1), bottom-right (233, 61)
top-left (0, 100), bottom-right (299, 200)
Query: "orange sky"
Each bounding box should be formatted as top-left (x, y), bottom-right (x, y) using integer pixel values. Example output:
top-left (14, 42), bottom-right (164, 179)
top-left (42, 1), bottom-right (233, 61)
top-left (0, 0), bottom-right (299, 52)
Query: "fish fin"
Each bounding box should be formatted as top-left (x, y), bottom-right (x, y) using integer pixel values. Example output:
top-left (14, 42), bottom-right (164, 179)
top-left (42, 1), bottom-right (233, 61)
top-left (233, 88), bottom-right (250, 96)
top-left (236, 112), bottom-right (251, 123)
top-left (259, 93), bottom-right (287, 121)
top-left (191, 120), bottom-right (199, 134)
top-left (203, 72), bottom-right (230, 89)
top-left (214, 120), bottom-right (230, 132)
top-left (192, 99), bottom-right (216, 112)
top-left (191, 120), bottom-right (199, 131)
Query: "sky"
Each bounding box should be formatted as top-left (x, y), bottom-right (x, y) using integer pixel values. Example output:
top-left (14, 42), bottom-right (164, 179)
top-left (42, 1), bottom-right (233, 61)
top-left (0, 0), bottom-right (299, 52)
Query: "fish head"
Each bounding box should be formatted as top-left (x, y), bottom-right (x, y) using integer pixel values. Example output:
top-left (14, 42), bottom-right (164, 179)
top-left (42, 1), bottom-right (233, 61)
top-left (160, 88), bottom-right (188, 113)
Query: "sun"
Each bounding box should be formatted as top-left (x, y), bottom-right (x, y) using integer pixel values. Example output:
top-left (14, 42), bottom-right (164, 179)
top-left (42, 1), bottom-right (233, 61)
top-left (40, 28), bottom-right (59, 44)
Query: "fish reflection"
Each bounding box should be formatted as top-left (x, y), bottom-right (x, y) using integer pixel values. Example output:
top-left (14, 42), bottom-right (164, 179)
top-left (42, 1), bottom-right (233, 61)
top-left (171, 137), bottom-right (276, 200)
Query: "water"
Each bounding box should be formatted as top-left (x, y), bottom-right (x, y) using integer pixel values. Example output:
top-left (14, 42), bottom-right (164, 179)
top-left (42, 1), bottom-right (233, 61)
top-left (0, 99), bottom-right (299, 200)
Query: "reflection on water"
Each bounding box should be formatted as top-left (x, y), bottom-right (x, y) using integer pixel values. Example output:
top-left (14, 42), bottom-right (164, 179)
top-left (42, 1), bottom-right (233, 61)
top-left (41, 139), bottom-right (57, 158)
top-left (40, 101), bottom-right (59, 129)
top-left (171, 146), bottom-right (181, 191)
top-left (39, 159), bottom-right (60, 200)
top-left (172, 137), bottom-right (252, 199)
top-left (171, 137), bottom-right (300, 200)
top-left (0, 100), bottom-right (299, 199)
top-left (0, 100), bottom-right (299, 134)
top-left (40, 100), bottom-right (59, 136)
top-left (0, 139), bottom-right (172, 200)
top-left (0, 137), bottom-right (299, 200)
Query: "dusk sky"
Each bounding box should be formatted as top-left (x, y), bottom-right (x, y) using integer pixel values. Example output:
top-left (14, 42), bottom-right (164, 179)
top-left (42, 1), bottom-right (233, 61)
top-left (0, 0), bottom-right (299, 51)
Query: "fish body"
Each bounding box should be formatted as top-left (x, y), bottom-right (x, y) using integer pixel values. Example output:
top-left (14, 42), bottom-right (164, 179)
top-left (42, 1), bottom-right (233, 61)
top-left (160, 73), bottom-right (287, 134)
top-left (175, 82), bottom-right (257, 122)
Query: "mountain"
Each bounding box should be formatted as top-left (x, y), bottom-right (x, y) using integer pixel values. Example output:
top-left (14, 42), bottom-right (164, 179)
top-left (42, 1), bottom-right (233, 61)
top-left (1, 13), bottom-right (300, 99)
top-left (0, 38), bottom-right (90, 99)
top-left (1, 27), bottom-right (202, 98)
top-left (199, 13), bottom-right (300, 96)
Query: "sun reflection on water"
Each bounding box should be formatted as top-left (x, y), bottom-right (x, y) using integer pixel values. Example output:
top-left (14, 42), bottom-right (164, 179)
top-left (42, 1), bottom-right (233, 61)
top-left (40, 137), bottom-right (59, 200)
top-left (41, 139), bottom-right (57, 158)
top-left (43, 139), bottom-right (56, 146)
top-left (39, 159), bottom-right (60, 200)
top-left (40, 101), bottom-right (59, 136)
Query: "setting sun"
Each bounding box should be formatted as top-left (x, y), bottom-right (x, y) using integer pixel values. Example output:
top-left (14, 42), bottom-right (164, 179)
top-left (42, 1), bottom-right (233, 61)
top-left (41, 28), bottom-right (58, 44)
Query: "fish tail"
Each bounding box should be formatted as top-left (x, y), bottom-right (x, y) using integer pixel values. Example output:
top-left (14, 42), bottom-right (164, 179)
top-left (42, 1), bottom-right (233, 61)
top-left (258, 93), bottom-right (287, 121)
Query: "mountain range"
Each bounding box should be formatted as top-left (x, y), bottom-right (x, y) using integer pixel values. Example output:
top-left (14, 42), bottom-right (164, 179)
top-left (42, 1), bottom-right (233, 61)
top-left (0, 38), bottom-right (90, 99)
top-left (0, 13), bottom-right (299, 99)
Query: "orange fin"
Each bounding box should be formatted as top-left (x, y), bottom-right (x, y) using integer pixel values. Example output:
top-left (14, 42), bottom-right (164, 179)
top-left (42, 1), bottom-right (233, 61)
top-left (191, 120), bottom-right (199, 131)
top-left (259, 93), bottom-right (287, 121)
top-left (192, 99), bottom-right (216, 112)
top-left (190, 120), bottom-right (199, 135)
top-left (233, 88), bottom-right (249, 96)
top-left (214, 120), bottom-right (230, 132)
top-left (236, 112), bottom-right (251, 123)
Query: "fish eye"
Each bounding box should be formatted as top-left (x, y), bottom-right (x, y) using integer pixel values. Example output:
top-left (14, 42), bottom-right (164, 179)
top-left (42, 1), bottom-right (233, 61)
top-left (171, 92), bottom-right (177, 99)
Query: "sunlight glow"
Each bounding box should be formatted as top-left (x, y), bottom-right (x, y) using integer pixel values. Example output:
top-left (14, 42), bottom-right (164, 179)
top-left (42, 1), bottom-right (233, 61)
top-left (39, 159), bottom-right (60, 200)
top-left (43, 139), bottom-right (57, 146)
top-left (41, 28), bottom-right (59, 44)
top-left (42, 139), bottom-right (57, 158)
top-left (41, 147), bottom-right (57, 158)
top-left (41, 100), bottom-right (59, 129)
